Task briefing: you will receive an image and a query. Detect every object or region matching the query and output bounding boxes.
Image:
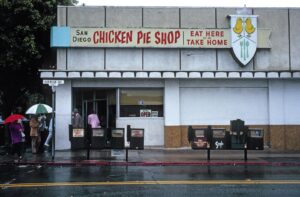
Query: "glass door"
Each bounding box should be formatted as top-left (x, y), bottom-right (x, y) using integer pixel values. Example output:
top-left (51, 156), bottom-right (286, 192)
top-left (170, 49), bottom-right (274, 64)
top-left (73, 88), bottom-right (116, 128)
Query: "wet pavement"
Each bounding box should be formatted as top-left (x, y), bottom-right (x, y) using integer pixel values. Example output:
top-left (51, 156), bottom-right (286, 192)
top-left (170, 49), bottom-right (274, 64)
top-left (0, 164), bottom-right (300, 196)
top-left (1, 147), bottom-right (300, 196)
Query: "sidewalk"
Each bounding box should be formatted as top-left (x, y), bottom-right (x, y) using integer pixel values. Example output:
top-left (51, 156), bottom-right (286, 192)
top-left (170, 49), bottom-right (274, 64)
top-left (1, 147), bottom-right (300, 166)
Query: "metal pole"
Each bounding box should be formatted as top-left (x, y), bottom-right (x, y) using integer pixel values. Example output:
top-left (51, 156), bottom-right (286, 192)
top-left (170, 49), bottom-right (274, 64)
top-left (87, 127), bottom-right (90, 160)
top-left (244, 145), bottom-right (247, 161)
top-left (207, 147), bottom-right (210, 160)
top-left (51, 86), bottom-right (56, 160)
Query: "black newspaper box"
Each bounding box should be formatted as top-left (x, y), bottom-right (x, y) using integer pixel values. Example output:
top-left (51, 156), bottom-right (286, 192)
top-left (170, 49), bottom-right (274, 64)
top-left (211, 128), bottom-right (229, 150)
top-left (247, 128), bottom-right (264, 150)
top-left (69, 125), bottom-right (86, 150)
top-left (190, 128), bottom-right (209, 150)
top-left (110, 128), bottom-right (125, 149)
top-left (90, 127), bottom-right (106, 149)
top-left (129, 128), bottom-right (144, 150)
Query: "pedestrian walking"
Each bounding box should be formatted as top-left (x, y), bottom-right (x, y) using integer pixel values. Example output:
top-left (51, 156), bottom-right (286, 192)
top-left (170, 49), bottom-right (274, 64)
top-left (18, 119), bottom-right (26, 154)
top-left (29, 116), bottom-right (40, 154)
top-left (44, 118), bottom-right (53, 148)
top-left (38, 114), bottom-right (47, 153)
top-left (72, 108), bottom-right (83, 128)
top-left (9, 119), bottom-right (24, 161)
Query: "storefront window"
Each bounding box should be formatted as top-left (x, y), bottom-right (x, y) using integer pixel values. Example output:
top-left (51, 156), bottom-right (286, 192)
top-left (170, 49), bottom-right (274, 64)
top-left (120, 89), bottom-right (163, 117)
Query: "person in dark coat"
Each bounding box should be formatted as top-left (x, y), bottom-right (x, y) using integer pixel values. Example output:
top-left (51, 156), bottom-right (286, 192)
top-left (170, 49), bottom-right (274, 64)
top-left (72, 108), bottom-right (83, 128)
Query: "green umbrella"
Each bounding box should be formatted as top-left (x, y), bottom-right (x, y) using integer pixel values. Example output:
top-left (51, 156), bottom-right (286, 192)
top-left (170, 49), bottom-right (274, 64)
top-left (25, 104), bottom-right (53, 114)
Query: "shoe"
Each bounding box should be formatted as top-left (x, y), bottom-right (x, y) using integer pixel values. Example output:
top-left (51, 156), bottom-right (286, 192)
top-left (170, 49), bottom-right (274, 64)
top-left (44, 144), bottom-right (49, 147)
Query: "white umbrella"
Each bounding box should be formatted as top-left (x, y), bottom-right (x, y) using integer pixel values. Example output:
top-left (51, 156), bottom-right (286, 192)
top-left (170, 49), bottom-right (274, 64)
top-left (25, 104), bottom-right (53, 114)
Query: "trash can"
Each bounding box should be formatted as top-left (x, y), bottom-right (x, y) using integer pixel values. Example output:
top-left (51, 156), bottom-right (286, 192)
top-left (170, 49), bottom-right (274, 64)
top-left (247, 128), bottom-right (264, 150)
top-left (69, 125), bottom-right (86, 150)
top-left (110, 128), bottom-right (125, 149)
top-left (190, 128), bottom-right (209, 149)
top-left (211, 128), bottom-right (229, 150)
top-left (129, 128), bottom-right (144, 150)
top-left (90, 127), bottom-right (107, 149)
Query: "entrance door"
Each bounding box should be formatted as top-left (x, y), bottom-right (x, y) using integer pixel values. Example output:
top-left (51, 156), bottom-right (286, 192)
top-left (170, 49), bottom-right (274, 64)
top-left (73, 88), bottom-right (116, 128)
top-left (83, 99), bottom-right (108, 128)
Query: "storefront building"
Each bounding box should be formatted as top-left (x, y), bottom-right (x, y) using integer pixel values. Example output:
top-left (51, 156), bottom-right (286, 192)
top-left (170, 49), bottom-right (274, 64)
top-left (41, 6), bottom-right (300, 150)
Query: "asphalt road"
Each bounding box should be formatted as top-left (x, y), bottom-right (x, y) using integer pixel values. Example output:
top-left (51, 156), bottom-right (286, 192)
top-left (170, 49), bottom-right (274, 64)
top-left (0, 164), bottom-right (300, 196)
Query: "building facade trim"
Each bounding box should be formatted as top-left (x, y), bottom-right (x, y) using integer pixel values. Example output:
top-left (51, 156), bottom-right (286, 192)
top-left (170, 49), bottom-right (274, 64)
top-left (40, 70), bottom-right (300, 79)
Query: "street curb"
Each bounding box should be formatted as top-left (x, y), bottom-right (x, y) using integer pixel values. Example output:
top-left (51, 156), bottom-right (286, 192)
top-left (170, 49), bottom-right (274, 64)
top-left (1, 161), bottom-right (300, 167)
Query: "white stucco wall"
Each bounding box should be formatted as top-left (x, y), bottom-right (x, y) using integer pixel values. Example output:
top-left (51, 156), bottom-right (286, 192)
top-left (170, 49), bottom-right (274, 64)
top-left (269, 80), bottom-right (300, 125)
top-left (55, 80), bottom-right (72, 150)
top-left (164, 79), bottom-right (180, 126)
top-left (180, 79), bottom-right (269, 125)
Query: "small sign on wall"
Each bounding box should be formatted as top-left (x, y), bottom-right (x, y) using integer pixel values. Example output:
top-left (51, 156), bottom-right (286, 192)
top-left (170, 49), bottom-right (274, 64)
top-left (151, 111), bottom-right (158, 117)
top-left (140, 109), bottom-right (151, 117)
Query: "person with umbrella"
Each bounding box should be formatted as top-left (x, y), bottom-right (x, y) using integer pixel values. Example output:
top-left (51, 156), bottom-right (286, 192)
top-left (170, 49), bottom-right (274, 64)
top-left (26, 104), bottom-right (52, 154)
top-left (8, 118), bottom-right (24, 161)
top-left (29, 116), bottom-right (40, 154)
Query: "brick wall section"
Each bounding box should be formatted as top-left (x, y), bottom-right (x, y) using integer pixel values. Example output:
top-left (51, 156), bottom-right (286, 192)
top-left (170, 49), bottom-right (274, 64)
top-left (164, 125), bottom-right (300, 151)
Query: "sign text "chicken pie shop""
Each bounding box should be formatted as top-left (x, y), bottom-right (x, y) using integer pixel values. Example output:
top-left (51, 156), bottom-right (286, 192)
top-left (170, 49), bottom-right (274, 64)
top-left (70, 28), bottom-right (230, 48)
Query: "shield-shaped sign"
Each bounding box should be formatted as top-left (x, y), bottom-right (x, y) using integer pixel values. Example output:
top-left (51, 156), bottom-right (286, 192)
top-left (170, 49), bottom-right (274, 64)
top-left (230, 15), bottom-right (258, 66)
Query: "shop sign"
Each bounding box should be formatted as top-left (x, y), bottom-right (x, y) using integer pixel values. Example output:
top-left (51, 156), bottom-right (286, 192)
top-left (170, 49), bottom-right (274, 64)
top-left (230, 15), bottom-right (258, 66)
top-left (70, 28), bottom-right (230, 48)
top-left (50, 14), bottom-right (270, 66)
top-left (51, 27), bottom-right (270, 49)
